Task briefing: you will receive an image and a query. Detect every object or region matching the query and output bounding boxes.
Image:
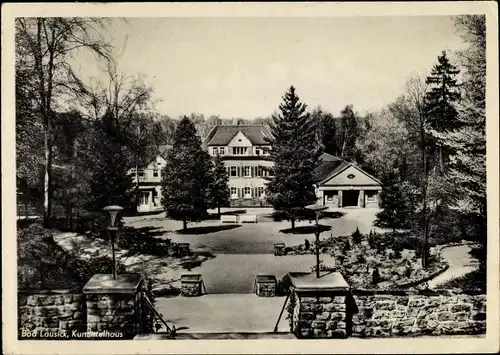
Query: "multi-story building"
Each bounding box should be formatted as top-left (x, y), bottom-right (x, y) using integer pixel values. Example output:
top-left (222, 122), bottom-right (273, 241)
top-left (130, 125), bottom-right (382, 213)
top-left (202, 125), bottom-right (274, 207)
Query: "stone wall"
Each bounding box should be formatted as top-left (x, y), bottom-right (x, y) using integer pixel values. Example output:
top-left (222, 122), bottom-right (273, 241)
top-left (292, 293), bottom-right (352, 338)
top-left (289, 288), bottom-right (486, 339)
top-left (351, 291), bottom-right (486, 337)
top-left (181, 282), bottom-right (202, 297)
top-left (18, 289), bottom-right (86, 338)
top-left (256, 282), bottom-right (276, 297)
top-left (85, 292), bottom-right (141, 339)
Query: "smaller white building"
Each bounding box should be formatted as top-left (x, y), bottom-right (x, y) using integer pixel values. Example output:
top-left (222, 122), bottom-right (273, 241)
top-left (313, 153), bottom-right (382, 208)
top-left (129, 146), bottom-right (169, 213)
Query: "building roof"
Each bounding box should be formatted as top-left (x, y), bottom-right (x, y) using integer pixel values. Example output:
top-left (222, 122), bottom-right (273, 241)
top-left (318, 152), bottom-right (343, 162)
top-left (313, 159), bottom-right (349, 183)
top-left (203, 125), bottom-right (271, 147)
top-left (158, 144), bottom-right (171, 158)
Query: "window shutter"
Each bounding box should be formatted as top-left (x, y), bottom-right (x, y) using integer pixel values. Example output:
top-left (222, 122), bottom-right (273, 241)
top-left (237, 167), bottom-right (240, 177)
top-left (238, 188), bottom-right (241, 198)
top-left (251, 166), bottom-right (255, 177)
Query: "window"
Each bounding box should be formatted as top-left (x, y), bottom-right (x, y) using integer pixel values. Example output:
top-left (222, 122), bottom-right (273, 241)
top-left (256, 147), bottom-right (261, 156)
top-left (244, 166), bottom-right (251, 177)
top-left (153, 169), bottom-right (159, 177)
top-left (366, 190), bottom-right (377, 202)
top-left (326, 191), bottom-right (337, 202)
top-left (230, 166), bottom-right (237, 177)
top-left (219, 147), bottom-right (225, 155)
top-left (258, 186), bottom-right (264, 197)
top-left (232, 147), bottom-right (247, 155)
top-left (244, 187), bottom-right (251, 198)
top-left (138, 169), bottom-right (144, 177)
top-left (130, 168), bottom-right (136, 174)
top-left (257, 166), bottom-right (263, 177)
top-left (230, 187), bottom-right (237, 195)
top-left (213, 147), bottom-right (218, 155)
top-left (139, 192), bottom-right (149, 205)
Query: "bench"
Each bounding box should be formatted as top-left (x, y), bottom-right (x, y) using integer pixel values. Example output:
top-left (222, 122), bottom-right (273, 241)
top-left (239, 214), bottom-right (257, 223)
top-left (221, 215), bottom-right (238, 223)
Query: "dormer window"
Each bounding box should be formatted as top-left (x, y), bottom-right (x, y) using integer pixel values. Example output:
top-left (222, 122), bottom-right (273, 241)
top-left (213, 147), bottom-right (218, 155)
top-left (232, 147), bottom-right (248, 155)
top-left (219, 147), bottom-right (225, 155)
top-left (256, 147), bottom-right (262, 156)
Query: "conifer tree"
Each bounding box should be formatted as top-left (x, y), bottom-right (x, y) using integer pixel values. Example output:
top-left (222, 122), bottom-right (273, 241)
top-left (206, 153), bottom-right (230, 217)
top-left (84, 126), bottom-right (134, 212)
top-left (374, 170), bottom-right (413, 232)
top-left (440, 15), bottom-right (486, 245)
top-left (424, 51), bottom-right (461, 173)
top-left (161, 116), bottom-right (212, 231)
top-left (265, 86), bottom-right (320, 229)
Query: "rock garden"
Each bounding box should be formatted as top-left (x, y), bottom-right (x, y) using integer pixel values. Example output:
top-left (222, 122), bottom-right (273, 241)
top-left (285, 228), bottom-right (448, 290)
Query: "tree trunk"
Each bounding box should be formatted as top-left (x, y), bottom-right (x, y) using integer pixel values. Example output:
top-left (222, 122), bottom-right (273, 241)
top-left (291, 218), bottom-right (295, 230)
top-left (217, 206), bottom-right (221, 218)
top-left (183, 217), bottom-right (187, 231)
top-left (43, 130), bottom-right (52, 227)
top-left (439, 145), bottom-right (445, 174)
top-left (420, 124), bottom-right (430, 269)
top-left (422, 216), bottom-right (429, 269)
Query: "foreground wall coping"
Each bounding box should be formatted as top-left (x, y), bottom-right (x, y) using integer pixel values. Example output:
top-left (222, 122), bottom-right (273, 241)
top-left (18, 287), bottom-right (82, 295)
top-left (289, 272), bottom-right (350, 293)
top-left (83, 273), bottom-right (143, 294)
top-left (352, 288), bottom-right (485, 296)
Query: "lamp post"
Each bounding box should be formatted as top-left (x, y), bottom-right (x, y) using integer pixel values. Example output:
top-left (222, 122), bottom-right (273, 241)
top-left (305, 204), bottom-right (329, 278)
top-left (102, 205), bottom-right (124, 280)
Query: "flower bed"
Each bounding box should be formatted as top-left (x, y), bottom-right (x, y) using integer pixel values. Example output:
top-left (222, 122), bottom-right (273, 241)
top-left (288, 229), bottom-right (448, 290)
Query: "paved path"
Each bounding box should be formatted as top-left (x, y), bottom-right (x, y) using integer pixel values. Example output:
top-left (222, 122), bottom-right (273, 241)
top-left (155, 294), bottom-right (290, 333)
top-left (123, 208), bottom-right (381, 254)
top-left (188, 254), bottom-right (336, 294)
top-left (428, 244), bottom-right (480, 289)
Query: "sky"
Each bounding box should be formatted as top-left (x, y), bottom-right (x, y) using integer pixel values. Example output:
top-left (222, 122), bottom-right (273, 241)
top-left (74, 16), bottom-right (467, 119)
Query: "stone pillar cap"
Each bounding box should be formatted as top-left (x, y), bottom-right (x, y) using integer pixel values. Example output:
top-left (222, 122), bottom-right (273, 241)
top-left (83, 273), bottom-right (143, 294)
top-left (288, 272), bottom-right (350, 292)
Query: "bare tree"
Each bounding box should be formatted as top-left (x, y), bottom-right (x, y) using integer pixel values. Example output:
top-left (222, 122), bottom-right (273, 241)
top-left (390, 75), bottom-right (433, 268)
top-left (15, 17), bottom-right (114, 226)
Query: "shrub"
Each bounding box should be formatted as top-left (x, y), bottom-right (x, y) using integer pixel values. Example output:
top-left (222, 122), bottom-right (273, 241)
top-left (352, 227), bottom-right (362, 244)
top-left (343, 239), bottom-right (351, 253)
top-left (74, 256), bottom-right (126, 280)
top-left (18, 222), bottom-right (127, 289)
top-left (357, 254), bottom-right (366, 263)
top-left (304, 239), bottom-right (310, 250)
top-left (371, 268), bottom-right (381, 285)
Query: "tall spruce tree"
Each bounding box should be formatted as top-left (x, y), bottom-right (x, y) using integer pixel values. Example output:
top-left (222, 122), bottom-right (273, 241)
top-left (424, 51), bottom-right (461, 173)
top-left (265, 86), bottom-right (320, 229)
top-left (161, 116), bottom-right (212, 231)
top-left (206, 153), bottom-right (230, 217)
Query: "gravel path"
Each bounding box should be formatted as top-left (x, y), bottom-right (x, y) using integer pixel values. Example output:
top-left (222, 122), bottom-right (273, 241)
top-left (428, 244), bottom-right (480, 289)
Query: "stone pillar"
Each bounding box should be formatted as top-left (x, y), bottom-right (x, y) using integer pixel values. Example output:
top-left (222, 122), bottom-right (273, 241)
top-left (358, 190), bottom-right (365, 208)
top-left (287, 272), bottom-right (356, 339)
top-left (83, 273), bottom-right (143, 339)
top-left (180, 274), bottom-right (203, 297)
